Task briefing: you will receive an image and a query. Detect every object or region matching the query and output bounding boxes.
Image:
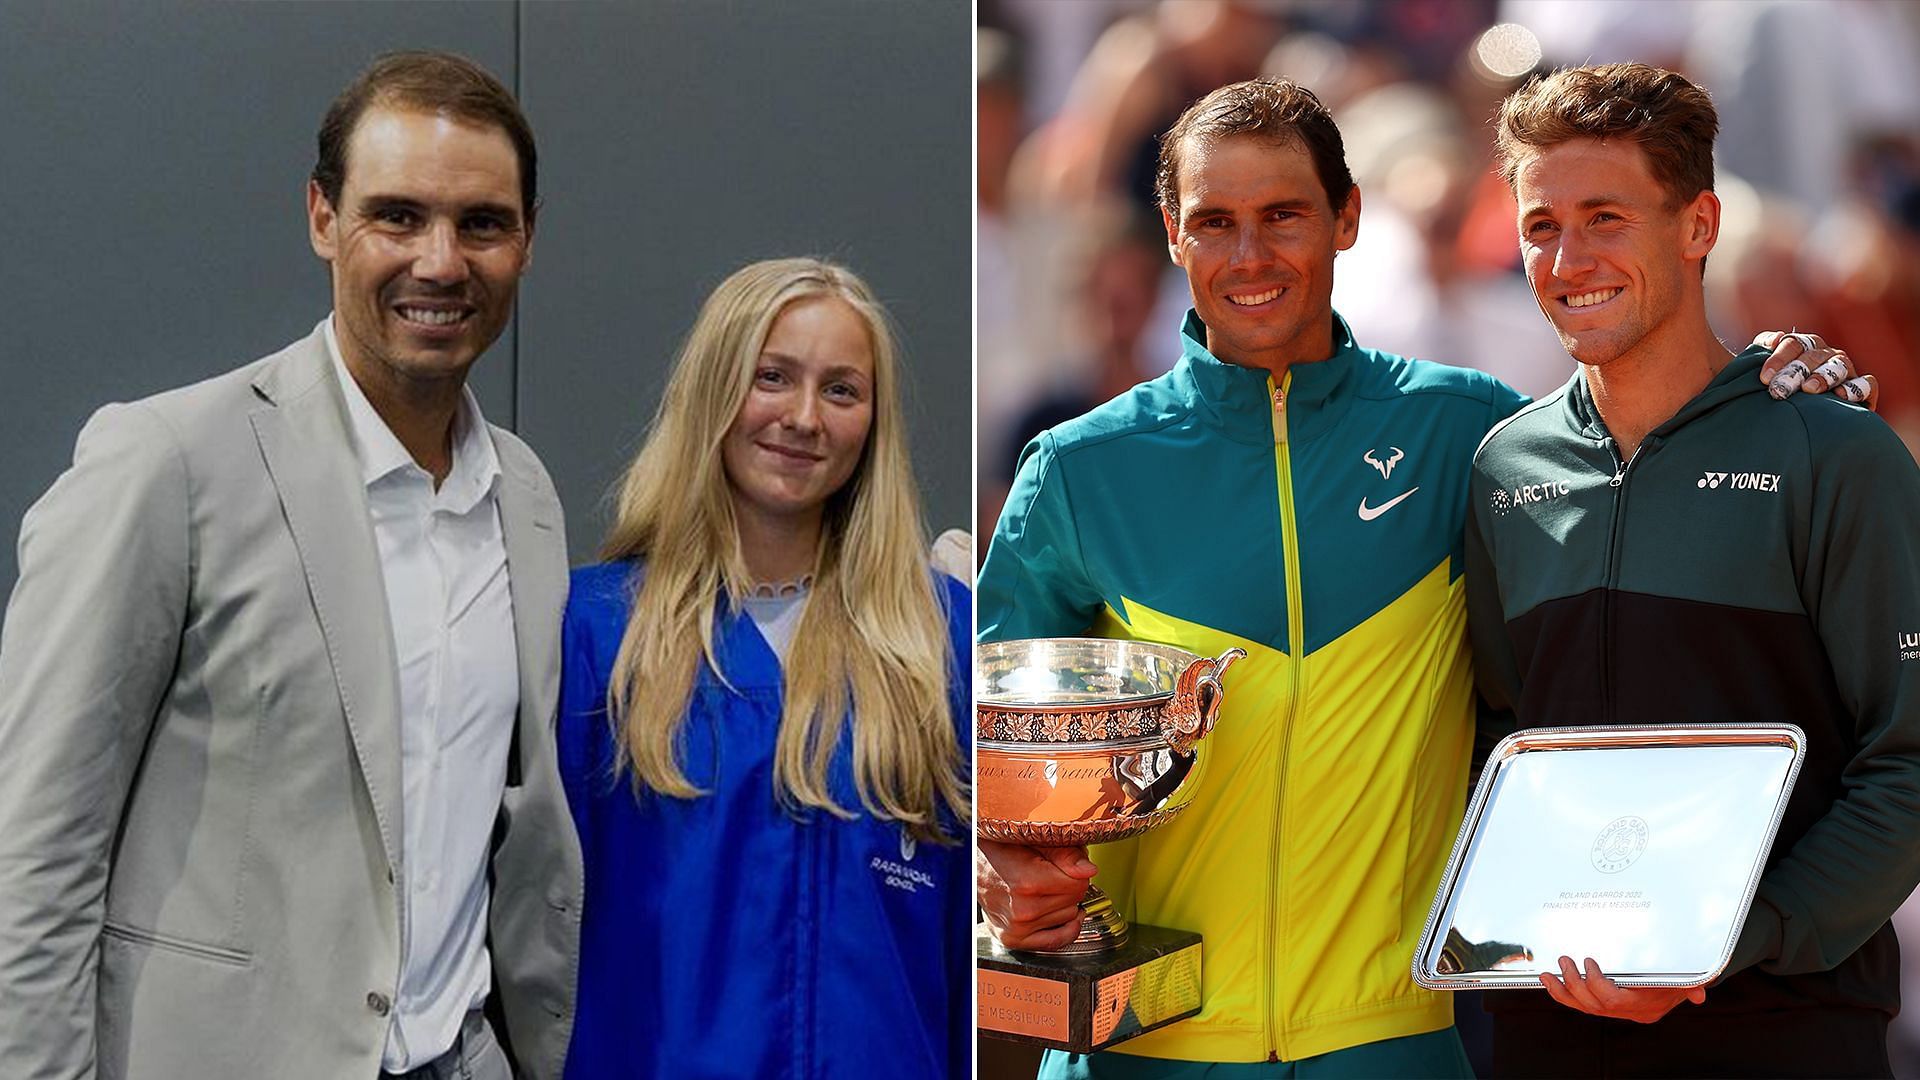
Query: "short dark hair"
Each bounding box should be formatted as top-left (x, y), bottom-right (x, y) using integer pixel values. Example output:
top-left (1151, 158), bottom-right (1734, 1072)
top-left (312, 51), bottom-right (538, 219)
top-left (1155, 78), bottom-right (1355, 216)
top-left (1494, 63), bottom-right (1717, 211)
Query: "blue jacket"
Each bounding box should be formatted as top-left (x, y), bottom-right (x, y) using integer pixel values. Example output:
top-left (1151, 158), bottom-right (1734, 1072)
top-left (557, 561), bottom-right (973, 1079)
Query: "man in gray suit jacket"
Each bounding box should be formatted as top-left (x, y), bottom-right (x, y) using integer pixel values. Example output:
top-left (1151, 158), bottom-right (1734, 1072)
top-left (0, 52), bottom-right (582, 1079)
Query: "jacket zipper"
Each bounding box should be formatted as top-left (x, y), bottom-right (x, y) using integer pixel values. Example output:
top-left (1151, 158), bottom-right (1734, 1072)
top-left (1600, 439), bottom-right (1645, 724)
top-left (1266, 373), bottom-right (1305, 1061)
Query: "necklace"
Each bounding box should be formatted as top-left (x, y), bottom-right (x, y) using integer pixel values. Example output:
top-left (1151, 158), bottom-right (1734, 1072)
top-left (746, 574), bottom-right (813, 600)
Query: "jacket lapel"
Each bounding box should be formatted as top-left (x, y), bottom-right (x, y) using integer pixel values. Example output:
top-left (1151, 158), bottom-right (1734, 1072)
top-left (247, 329), bottom-right (405, 876)
top-left (495, 440), bottom-right (563, 776)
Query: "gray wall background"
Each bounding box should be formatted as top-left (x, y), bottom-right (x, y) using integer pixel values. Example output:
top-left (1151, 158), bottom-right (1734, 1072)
top-left (0, 0), bottom-right (972, 587)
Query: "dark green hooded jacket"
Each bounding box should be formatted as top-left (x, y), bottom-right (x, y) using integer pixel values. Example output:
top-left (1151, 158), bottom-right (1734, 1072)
top-left (1467, 346), bottom-right (1920, 1056)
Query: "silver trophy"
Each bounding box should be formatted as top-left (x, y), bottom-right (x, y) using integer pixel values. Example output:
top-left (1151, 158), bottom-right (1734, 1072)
top-left (1413, 724), bottom-right (1805, 990)
top-left (975, 637), bottom-right (1244, 1050)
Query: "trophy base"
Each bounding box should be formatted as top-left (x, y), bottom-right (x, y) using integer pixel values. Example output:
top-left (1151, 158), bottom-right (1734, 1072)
top-left (977, 922), bottom-right (1203, 1053)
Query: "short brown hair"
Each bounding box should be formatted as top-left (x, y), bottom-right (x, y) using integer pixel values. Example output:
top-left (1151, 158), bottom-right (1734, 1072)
top-left (312, 51), bottom-right (538, 219)
top-left (1155, 78), bottom-right (1355, 216)
top-left (1494, 63), bottom-right (1717, 210)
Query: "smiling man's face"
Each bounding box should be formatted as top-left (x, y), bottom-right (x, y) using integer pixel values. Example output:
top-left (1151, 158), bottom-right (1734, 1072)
top-left (1514, 137), bottom-right (1714, 368)
top-left (307, 105), bottom-right (532, 392)
top-left (1163, 133), bottom-right (1358, 371)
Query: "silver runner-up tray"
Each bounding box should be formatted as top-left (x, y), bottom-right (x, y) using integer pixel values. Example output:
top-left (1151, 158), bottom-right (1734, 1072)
top-left (1412, 724), bottom-right (1805, 991)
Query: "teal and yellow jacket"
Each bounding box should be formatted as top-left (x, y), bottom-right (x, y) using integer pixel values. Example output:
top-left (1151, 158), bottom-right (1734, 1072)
top-left (979, 312), bottom-right (1526, 1062)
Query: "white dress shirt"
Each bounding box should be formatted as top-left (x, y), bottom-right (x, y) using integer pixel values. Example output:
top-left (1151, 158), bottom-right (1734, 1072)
top-left (324, 318), bottom-right (520, 1071)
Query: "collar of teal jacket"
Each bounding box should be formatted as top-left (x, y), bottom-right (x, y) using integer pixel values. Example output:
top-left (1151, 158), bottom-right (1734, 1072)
top-left (1174, 308), bottom-right (1363, 446)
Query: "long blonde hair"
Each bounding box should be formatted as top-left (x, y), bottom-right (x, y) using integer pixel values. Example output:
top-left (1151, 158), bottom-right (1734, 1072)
top-left (601, 257), bottom-right (967, 841)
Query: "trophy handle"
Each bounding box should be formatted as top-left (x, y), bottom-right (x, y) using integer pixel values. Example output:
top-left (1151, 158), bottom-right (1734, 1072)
top-left (1163, 647), bottom-right (1247, 754)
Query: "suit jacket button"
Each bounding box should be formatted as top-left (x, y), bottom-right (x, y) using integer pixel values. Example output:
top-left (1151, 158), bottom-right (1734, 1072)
top-left (367, 991), bottom-right (391, 1016)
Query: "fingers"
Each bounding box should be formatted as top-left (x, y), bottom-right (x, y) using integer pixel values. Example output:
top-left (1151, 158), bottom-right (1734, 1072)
top-left (982, 879), bottom-right (1086, 950)
top-left (1557, 956), bottom-right (1610, 1013)
top-left (1769, 346), bottom-right (1851, 399)
top-left (1037, 844), bottom-right (1099, 879)
top-left (1014, 848), bottom-right (1096, 930)
top-left (976, 841), bottom-right (1093, 900)
top-left (1539, 971), bottom-right (1581, 1011)
top-left (1837, 373), bottom-right (1879, 410)
top-left (1801, 352), bottom-right (1854, 394)
top-left (975, 841), bottom-right (1096, 950)
top-left (1581, 956), bottom-right (1622, 998)
top-left (1764, 353), bottom-right (1879, 411)
top-left (1539, 956), bottom-right (1707, 1024)
top-left (985, 843), bottom-right (1096, 919)
top-left (1576, 956), bottom-right (1666, 1021)
top-left (1542, 956), bottom-right (1616, 1016)
top-left (1767, 358), bottom-right (1813, 399)
top-left (1755, 331), bottom-right (1872, 404)
top-left (978, 877), bottom-right (1086, 951)
top-left (1756, 330), bottom-right (1825, 383)
top-left (1754, 331), bottom-right (1783, 381)
top-left (988, 906), bottom-right (1085, 952)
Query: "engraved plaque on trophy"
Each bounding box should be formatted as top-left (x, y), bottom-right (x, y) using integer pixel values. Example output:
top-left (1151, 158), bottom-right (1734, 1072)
top-left (975, 638), bottom-right (1244, 1052)
top-left (1413, 724), bottom-right (1805, 991)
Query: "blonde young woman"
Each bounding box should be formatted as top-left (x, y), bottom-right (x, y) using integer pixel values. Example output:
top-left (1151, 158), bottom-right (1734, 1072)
top-left (556, 258), bottom-right (971, 1079)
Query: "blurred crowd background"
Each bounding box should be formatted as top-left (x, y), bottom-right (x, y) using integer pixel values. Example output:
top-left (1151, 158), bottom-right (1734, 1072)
top-left (975, 0), bottom-right (1920, 1074)
top-left (978, 0), bottom-right (1920, 530)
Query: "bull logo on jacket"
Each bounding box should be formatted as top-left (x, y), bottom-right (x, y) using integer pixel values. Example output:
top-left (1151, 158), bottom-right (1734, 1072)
top-left (1364, 447), bottom-right (1405, 479)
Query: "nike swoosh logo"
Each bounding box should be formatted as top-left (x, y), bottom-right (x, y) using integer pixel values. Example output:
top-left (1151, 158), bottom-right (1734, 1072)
top-left (1357, 486), bottom-right (1420, 521)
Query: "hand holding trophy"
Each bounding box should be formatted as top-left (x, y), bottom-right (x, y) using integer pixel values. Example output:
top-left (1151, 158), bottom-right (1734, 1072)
top-left (975, 638), bottom-right (1244, 1052)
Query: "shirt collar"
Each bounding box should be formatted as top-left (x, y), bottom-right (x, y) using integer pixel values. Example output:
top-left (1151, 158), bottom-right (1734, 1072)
top-left (322, 315), bottom-right (502, 510)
